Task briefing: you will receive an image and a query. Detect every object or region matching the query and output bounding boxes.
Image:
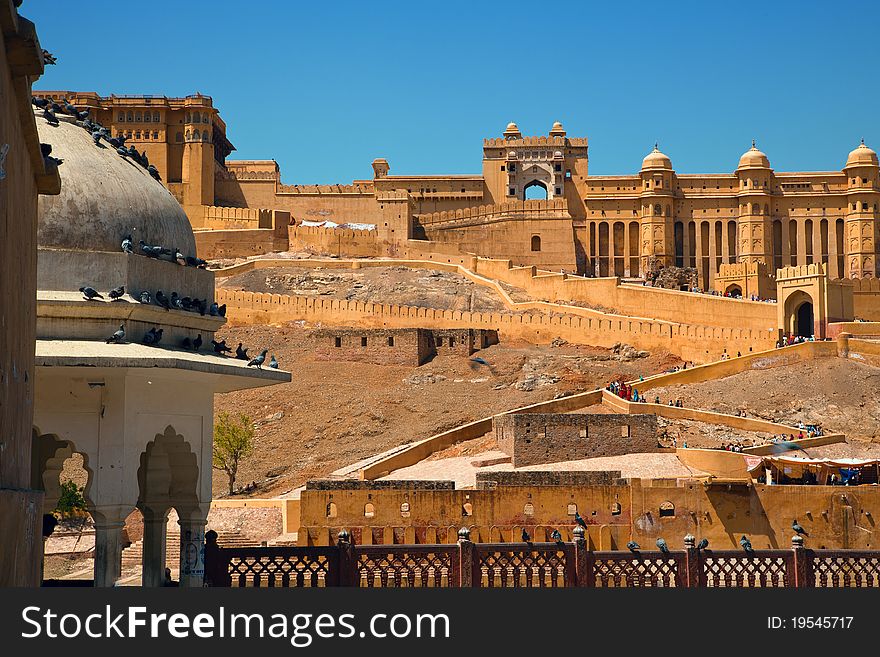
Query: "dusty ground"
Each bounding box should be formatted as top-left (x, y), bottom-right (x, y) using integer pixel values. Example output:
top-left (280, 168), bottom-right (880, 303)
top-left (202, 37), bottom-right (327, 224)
top-left (218, 265), bottom-right (527, 313)
top-left (212, 324), bottom-right (681, 498)
top-left (650, 358), bottom-right (880, 446)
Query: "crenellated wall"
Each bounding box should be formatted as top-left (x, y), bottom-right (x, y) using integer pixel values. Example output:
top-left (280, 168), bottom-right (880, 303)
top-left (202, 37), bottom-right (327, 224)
top-left (850, 277), bottom-right (880, 320)
top-left (215, 286), bottom-right (776, 364)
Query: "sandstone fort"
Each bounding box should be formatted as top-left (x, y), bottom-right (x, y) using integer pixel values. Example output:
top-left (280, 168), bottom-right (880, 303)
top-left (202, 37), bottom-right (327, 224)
top-left (3, 1), bottom-right (880, 589)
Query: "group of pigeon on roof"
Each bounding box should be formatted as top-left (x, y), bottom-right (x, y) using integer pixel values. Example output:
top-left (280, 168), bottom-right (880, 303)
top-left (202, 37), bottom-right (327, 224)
top-left (32, 95), bottom-right (162, 182)
top-left (85, 239), bottom-right (279, 369)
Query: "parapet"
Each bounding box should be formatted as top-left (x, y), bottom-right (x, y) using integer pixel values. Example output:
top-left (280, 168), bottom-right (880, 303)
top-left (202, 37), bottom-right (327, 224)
top-left (475, 471), bottom-right (625, 488)
top-left (306, 480), bottom-right (456, 491)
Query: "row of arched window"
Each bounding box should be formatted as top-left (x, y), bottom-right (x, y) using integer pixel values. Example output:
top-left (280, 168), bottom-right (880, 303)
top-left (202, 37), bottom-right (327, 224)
top-left (184, 129), bottom-right (211, 142)
top-left (326, 500), bottom-right (673, 519)
top-left (118, 111), bottom-right (161, 123)
top-left (117, 129), bottom-right (161, 141)
top-left (185, 111), bottom-right (210, 124)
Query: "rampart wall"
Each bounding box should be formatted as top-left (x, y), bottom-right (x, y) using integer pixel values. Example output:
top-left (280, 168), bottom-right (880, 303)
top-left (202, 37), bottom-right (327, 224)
top-left (214, 286), bottom-right (775, 364)
top-left (851, 277), bottom-right (880, 320)
top-left (297, 478), bottom-right (880, 550)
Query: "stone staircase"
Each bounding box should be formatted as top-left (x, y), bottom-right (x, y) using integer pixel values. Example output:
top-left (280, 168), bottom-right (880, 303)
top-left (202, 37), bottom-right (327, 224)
top-left (121, 530), bottom-right (258, 567)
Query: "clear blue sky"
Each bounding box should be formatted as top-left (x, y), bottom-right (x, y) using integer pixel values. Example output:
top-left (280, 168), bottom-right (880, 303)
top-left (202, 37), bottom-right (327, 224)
top-left (25, 0), bottom-right (880, 183)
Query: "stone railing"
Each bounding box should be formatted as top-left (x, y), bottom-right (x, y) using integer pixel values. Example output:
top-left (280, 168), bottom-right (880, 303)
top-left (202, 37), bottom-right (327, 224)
top-left (204, 530), bottom-right (877, 588)
top-left (415, 199), bottom-right (569, 231)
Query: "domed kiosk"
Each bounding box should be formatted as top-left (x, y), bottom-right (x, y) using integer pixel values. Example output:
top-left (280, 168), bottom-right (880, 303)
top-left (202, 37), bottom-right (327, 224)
top-left (31, 109), bottom-right (289, 587)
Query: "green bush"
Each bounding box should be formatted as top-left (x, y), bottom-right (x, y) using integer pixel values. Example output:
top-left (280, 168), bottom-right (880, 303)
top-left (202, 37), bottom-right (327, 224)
top-left (55, 479), bottom-right (87, 516)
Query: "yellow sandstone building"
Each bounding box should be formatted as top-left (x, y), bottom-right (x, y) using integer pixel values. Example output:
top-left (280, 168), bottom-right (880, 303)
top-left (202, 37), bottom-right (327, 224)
top-left (34, 93), bottom-right (880, 286)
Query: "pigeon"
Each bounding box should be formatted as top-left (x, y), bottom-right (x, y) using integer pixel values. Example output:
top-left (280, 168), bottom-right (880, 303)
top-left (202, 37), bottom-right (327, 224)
top-left (626, 541), bottom-right (640, 553)
top-left (121, 235), bottom-right (133, 253)
top-left (142, 328), bottom-right (162, 345)
top-left (470, 357), bottom-right (489, 366)
top-left (209, 302), bottom-right (220, 317)
top-left (117, 146), bottom-right (129, 157)
top-left (40, 142), bottom-right (52, 157)
top-left (247, 349), bottom-right (268, 368)
top-left (155, 290), bottom-right (171, 310)
top-left (41, 49), bottom-right (57, 65)
top-left (76, 110), bottom-right (89, 121)
top-left (105, 324), bottom-right (125, 344)
top-left (32, 96), bottom-right (49, 108)
top-left (740, 535), bottom-right (753, 552)
top-left (170, 292), bottom-right (184, 310)
top-left (91, 130), bottom-right (103, 146)
top-left (656, 538), bottom-right (670, 555)
top-left (218, 304), bottom-right (226, 317)
top-left (79, 286), bottom-right (103, 300)
top-left (174, 248), bottom-right (186, 264)
top-left (196, 299), bottom-right (208, 316)
top-left (212, 339), bottom-right (232, 355)
top-left (139, 240), bottom-right (160, 258)
top-left (573, 511), bottom-right (587, 529)
top-left (181, 337), bottom-right (192, 350)
top-left (63, 102), bottom-right (78, 116)
top-left (185, 255), bottom-right (208, 268)
top-left (157, 247), bottom-right (176, 262)
top-left (179, 296), bottom-right (193, 311)
top-left (193, 334), bottom-right (203, 351)
top-left (521, 528), bottom-right (531, 543)
top-left (108, 285), bottom-right (125, 301)
top-left (550, 529), bottom-right (563, 544)
top-left (138, 290), bottom-right (152, 305)
top-left (235, 343), bottom-right (249, 360)
top-left (42, 108), bottom-right (59, 126)
top-left (148, 165), bottom-right (162, 182)
top-left (50, 102), bottom-right (62, 113)
top-left (696, 538), bottom-right (709, 551)
top-left (268, 354), bottom-right (279, 369)
top-left (792, 519), bottom-right (806, 535)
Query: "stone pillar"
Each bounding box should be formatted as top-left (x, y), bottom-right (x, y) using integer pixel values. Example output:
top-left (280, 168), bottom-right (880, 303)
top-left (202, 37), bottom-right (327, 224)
top-left (141, 507), bottom-right (168, 587)
top-left (837, 331), bottom-right (851, 358)
top-left (178, 506), bottom-right (209, 587)
top-left (796, 219), bottom-right (807, 265)
top-left (92, 507), bottom-right (129, 587)
top-left (782, 220), bottom-right (792, 268)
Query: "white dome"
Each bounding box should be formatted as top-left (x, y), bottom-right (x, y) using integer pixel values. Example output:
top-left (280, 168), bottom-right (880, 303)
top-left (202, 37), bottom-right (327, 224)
top-left (36, 111), bottom-right (196, 254)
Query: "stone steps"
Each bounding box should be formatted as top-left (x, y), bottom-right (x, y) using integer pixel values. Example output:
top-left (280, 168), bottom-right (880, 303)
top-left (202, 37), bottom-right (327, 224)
top-left (121, 530), bottom-right (257, 566)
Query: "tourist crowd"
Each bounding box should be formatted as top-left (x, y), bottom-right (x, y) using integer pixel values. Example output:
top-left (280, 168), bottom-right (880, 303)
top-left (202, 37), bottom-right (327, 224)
top-left (640, 281), bottom-right (777, 303)
top-left (776, 334), bottom-right (815, 347)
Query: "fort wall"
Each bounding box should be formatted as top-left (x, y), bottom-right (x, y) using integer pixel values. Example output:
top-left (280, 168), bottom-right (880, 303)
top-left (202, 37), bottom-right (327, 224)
top-left (297, 478), bottom-right (880, 550)
top-left (214, 286), bottom-right (776, 364)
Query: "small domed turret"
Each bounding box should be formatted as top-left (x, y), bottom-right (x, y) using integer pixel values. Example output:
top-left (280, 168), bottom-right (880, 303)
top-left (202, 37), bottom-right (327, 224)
top-left (549, 121), bottom-right (566, 137)
top-left (737, 140), bottom-right (771, 169)
top-left (641, 143), bottom-right (672, 170)
top-left (845, 139), bottom-right (879, 169)
top-left (503, 122), bottom-right (522, 139)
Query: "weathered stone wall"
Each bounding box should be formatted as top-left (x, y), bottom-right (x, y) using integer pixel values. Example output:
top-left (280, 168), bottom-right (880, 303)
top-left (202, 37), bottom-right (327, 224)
top-left (311, 328), bottom-right (495, 367)
top-left (495, 413), bottom-right (659, 467)
top-left (313, 328), bottom-right (433, 367)
top-left (0, 4), bottom-right (56, 586)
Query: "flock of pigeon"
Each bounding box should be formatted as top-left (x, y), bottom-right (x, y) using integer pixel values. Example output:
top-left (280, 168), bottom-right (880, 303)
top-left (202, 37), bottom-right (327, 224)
top-left (517, 512), bottom-right (808, 552)
top-left (31, 95), bottom-right (162, 182)
top-left (82, 238), bottom-right (280, 369)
